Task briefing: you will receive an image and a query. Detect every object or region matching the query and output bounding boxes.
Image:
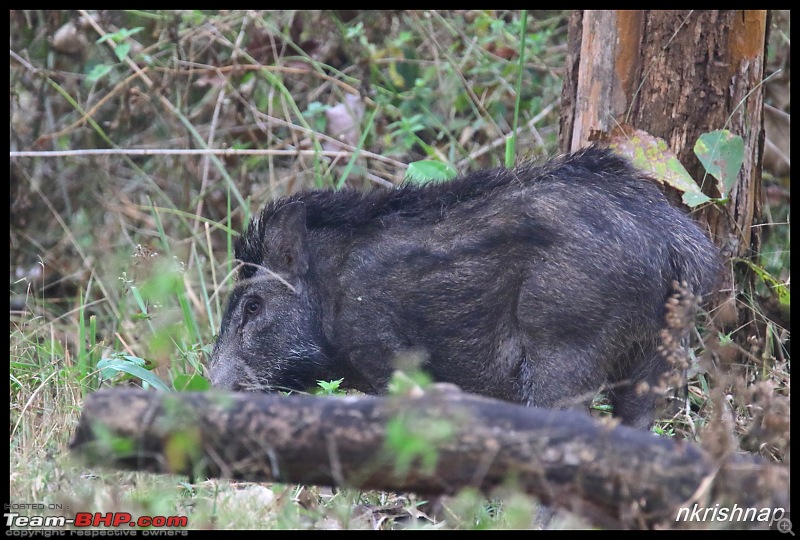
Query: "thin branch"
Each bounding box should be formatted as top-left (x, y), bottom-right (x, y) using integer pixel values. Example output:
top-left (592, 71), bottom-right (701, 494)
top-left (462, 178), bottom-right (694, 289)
top-left (9, 147), bottom-right (407, 171)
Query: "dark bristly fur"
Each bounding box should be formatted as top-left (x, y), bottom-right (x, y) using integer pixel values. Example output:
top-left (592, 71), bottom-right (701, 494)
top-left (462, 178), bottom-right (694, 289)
top-left (210, 146), bottom-right (720, 429)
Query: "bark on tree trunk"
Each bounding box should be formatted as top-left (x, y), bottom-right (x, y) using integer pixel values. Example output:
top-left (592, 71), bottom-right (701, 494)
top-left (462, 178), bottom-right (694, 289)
top-left (70, 387), bottom-right (789, 530)
top-left (559, 10), bottom-right (768, 326)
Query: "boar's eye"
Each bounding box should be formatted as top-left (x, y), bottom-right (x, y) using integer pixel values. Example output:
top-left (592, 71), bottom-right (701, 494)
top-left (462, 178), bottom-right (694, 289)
top-left (243, 297), bottom-right (263, 318)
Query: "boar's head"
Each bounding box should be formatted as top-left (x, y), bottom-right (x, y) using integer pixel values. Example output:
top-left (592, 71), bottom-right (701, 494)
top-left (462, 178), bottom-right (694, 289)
top-left (209, 201), bottom-right (327, 392)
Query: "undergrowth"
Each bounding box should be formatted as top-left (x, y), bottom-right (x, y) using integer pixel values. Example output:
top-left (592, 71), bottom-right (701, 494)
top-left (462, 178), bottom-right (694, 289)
top-left (9, 10), bottom-right (789, 530)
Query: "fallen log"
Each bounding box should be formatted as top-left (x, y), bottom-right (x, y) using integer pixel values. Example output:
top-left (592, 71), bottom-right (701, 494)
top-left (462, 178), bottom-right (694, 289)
top-left (69, 385), bottom-right (788, 529)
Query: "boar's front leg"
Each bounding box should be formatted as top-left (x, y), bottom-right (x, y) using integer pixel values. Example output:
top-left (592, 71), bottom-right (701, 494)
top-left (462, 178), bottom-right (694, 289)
top-left (332, 342), bottom-right (407, 395)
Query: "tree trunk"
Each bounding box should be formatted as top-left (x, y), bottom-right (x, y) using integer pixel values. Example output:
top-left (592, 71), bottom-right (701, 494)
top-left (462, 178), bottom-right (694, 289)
top-left (559, 10), bottom-right (768, 326)
top-left (70, 388), bottom-right (789, 530)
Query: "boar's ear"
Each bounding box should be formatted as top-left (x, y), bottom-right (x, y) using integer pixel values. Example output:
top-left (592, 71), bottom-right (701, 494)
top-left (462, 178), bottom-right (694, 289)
top-left (265, 201), bottom-right (309, 280)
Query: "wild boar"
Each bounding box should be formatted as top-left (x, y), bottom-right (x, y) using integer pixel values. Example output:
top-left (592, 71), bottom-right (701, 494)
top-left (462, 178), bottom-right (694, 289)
top-left (209, 146), bottom-right (719, 428)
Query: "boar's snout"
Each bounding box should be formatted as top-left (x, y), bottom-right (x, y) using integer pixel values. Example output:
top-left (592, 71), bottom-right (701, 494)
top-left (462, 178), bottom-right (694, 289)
top-left (208, 353), bottom-right (243, 391)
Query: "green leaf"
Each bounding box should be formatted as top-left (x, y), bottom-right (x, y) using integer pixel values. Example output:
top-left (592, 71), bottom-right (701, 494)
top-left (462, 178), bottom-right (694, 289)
top-left (113, 43), bottom-right (132, 62)
top-left (303, 101), bottom-right (329, 117)
top-left (735, 258), bottom-right (790, 307)
top-left (609, 128), bottom-right (709, 208)
top-left (110, 436), bottom-right (136, 455)
top-left (165, 429), bottom-right (202, 473)
top-left (180, 12), bottom-right (205, 26)
top-left (90, 423), bottom-right (136, 456)
top-left (97, 26), bottom-right (144, 44)
top-left (97, 355), bottom-right (171, 391)
top-left (682, 191), bottom-right (713, 207)
top-left (315, 378), bottom-right (345, 396)
top-left (387, 370), bottom-right (432, 396)
top-left (345, 21), bottom-right (364, 40)
top-left (86, 64), bottom-right (114, 84)
top-left (173, 373), bottom-right (211, 392)
top-left (138, 265), bottom-right (183, 301)
top-left (694, 130), bottom-right (745, 199)
top-left (385, 415), bottom-right (454, 476)
top-left (404, 160), bottom-right (458, 185)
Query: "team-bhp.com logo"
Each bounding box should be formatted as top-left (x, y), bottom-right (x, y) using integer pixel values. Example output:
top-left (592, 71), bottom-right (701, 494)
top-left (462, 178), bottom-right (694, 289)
top-left (5, 512), bottom-right (188, 529)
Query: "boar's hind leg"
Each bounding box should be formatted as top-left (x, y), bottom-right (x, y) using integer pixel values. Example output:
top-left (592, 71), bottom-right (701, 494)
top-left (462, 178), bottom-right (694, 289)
top-left (518, 350), bottom-right (604, 413)
top-left (607, 343), bottom-right (670, 430)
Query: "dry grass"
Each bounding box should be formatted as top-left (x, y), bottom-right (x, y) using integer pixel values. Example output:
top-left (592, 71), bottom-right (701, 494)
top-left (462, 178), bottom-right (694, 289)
top-left (9, 10), bottom-right (789, 530)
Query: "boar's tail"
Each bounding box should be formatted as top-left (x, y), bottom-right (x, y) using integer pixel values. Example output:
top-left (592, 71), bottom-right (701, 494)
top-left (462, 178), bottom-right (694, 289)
top-left (666, 224), bottom-right (722, 301)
